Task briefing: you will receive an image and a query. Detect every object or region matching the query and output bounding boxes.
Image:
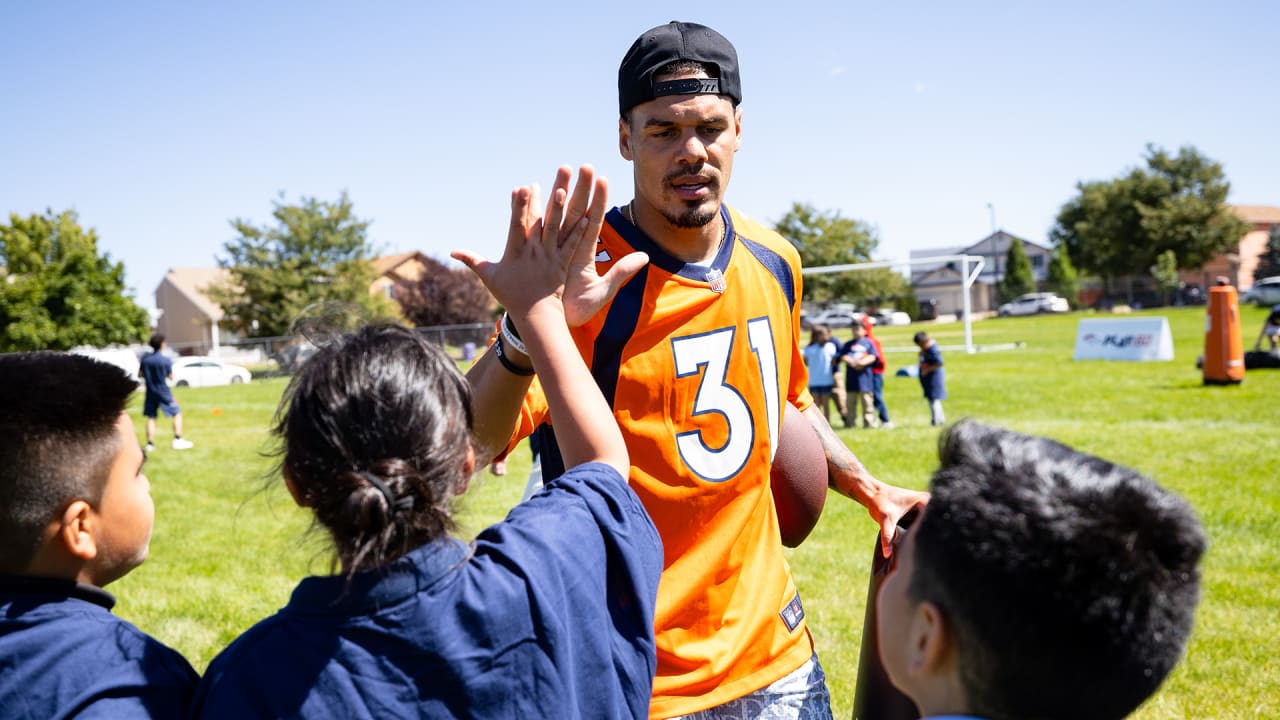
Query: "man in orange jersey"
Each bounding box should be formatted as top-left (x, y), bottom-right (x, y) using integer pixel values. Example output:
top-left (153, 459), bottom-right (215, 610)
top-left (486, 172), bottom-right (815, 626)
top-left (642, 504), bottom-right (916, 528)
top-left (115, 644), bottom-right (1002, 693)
top-left (463, 22), bottom-right (927, 719)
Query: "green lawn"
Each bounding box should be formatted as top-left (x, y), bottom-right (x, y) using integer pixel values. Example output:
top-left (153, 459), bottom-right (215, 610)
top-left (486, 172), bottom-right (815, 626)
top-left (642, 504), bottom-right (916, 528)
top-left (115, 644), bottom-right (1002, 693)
top-left (117, 305), bottom-right (1280, 718)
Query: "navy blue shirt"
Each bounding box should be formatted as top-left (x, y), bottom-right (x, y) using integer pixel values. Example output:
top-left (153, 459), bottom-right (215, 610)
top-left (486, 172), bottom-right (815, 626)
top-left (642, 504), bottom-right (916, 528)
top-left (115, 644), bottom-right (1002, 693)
top-left (191, 462), bottom-right (662, 719)
top-left (919, 343), bottom-right (947, 400)
top-left (139, 352), bottom-right (174, 402)
top-left (0, 575), bottom-right (198, 719)
top-left (838, 337), bottom-right (879, 393)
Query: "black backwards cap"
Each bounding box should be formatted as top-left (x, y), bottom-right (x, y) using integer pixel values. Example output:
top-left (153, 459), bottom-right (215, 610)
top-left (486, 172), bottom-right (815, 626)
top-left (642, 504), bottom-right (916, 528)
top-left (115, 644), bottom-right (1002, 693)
top-left (618, 21), bottom-right (742, 116)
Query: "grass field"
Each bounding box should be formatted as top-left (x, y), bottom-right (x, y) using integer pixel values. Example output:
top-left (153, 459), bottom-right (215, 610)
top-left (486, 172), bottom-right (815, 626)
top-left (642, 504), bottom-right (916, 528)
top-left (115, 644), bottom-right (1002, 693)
top-left (116, 305), bottom-right (1280, 718)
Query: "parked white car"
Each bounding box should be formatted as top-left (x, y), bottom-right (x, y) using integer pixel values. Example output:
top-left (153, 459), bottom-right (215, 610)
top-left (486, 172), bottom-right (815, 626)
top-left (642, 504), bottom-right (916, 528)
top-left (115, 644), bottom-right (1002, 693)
top-left (170, 356), bottom-right (252, 387)
top-left (804, 308), bottom-right (866, 329)
top-left (1241, 276), bottom-right (1280, 306)
top-left (997, 292), bottom-right (1070, 317)
top-left (872, 309), bottom-right (912, 326)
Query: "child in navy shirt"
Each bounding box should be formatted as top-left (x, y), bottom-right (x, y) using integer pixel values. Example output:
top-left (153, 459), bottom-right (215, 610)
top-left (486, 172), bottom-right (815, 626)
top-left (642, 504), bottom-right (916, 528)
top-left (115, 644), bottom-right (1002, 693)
top-left (913, 331), bottom-right (947, 426)
top-left (0, 352), bottom-right (197, 718)
top-left (838, 321), bottom-right (881, 428)
top-left (192, 168), bottom-right (662, 719)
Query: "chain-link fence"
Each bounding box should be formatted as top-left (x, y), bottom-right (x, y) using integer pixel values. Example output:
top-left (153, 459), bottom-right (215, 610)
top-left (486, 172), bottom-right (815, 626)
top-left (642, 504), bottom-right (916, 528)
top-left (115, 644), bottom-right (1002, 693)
top-left (167, 322), bottom-right (494, 378)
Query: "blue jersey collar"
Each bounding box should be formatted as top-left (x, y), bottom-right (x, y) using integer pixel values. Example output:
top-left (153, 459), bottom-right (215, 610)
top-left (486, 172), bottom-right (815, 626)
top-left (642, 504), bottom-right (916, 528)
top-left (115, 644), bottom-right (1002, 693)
top-left (606, 205), bottom-right (734, 283)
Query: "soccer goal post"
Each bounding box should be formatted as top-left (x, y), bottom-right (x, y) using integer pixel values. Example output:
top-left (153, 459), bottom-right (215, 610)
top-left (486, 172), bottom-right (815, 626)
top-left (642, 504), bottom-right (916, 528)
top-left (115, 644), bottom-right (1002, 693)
top-left (801, 255), bottom-right (987, 353)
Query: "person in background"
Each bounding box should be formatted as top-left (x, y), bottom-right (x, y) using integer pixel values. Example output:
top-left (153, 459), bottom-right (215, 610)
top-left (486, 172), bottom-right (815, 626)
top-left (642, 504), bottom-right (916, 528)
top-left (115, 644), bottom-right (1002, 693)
top-left (861, 316), bottom-right (892, 429)
top-left (1256, 303), bottom-right (1280, 354)
top-left (913, 331), bottom-right (946, 427)
top-left (139, 334), bottom-right (193, 451)
top-left (876, 419), bottom-right (1205, 720)
top-left (838, 321), bottom-right (880, 429)
top-left (803, 324), bottom-right (841, 423)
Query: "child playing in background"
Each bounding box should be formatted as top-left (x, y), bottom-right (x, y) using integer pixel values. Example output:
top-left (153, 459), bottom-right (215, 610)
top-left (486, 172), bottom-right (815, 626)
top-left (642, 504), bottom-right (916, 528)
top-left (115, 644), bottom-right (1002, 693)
top-left (1257, 303), bottom-right (1280, 354)
top-left (191, 171), bottom-right (662, 718)
top-left (913, 331), bottom-right (946, 426)
top-left (875, 419), bottom-right (1205, 720)
top-left (0, 352), bottom-right (197, 718)
top-left (803, 324), bottom-right (841, 423)
top-left (839, 321), bottom-right (881, 428)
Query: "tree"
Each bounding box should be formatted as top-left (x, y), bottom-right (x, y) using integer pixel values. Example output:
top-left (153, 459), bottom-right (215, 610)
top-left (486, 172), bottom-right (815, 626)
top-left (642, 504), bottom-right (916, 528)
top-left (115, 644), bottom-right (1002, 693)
top-left (208, 193), bottom-right (398, 337)
top-left (1254, 224), bottom-right (1280, 282)
top-left (1050, 145), bottom-right (1250, 285)
top-left (1152, 250), bottom-right (1181, 305)
top-left (1046, 244), bottom-right (1080, 308)
top-left (396, 255), bottom-right (495, 327)
top-left (998, 237), bottom-right (1036, 303)
top-left (0, 210), bottom-right (150, 352)
top-left (773, 203), bottom-right (910, 306)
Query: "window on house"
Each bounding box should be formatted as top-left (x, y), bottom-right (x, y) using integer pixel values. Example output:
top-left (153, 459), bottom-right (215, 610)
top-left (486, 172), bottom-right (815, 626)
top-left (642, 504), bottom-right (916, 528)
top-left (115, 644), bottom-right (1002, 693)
top-left (1030, 255), bottom-right (1045, 269)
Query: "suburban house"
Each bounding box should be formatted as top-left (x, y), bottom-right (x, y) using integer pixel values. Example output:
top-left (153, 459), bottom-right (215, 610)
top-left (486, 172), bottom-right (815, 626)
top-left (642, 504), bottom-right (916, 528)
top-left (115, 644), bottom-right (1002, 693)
top-left (154, 252), bottom-right (433, 355)
top-left (1179, 205), bottom-right (1280, 291)
top-left (154, 267), bottom-right (232, 354)
top-left (370, 250), bottom-right (432, 300)
top-left (910, 231), bottom-right (1053, 316)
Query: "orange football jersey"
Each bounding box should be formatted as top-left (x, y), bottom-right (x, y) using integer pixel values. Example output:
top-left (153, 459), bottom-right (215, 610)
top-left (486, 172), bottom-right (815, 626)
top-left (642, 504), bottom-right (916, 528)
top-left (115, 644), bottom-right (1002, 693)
top-left (508, 205), bottom-right (816, 718)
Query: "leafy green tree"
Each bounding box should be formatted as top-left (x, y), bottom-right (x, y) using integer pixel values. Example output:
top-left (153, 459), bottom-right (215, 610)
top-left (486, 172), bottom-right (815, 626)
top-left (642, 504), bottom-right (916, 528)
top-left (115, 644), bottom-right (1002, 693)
top-left (998, 237), bottom-right (1036, 303)
top-left (1050, 145), bottom-right (1250, 284)
top-left (209, 193), bottom-right (398, 337)
top-left (1046, 244), bottom-right (1080, 308)
top-left (1254, 224), bottom-right (1280, 282)
top-left (774, 203), bottom-right (909, 306)
top-left (0, 210), bottom-right (150, 352)
top-left (1152, 250), bottom-right (1181, 305)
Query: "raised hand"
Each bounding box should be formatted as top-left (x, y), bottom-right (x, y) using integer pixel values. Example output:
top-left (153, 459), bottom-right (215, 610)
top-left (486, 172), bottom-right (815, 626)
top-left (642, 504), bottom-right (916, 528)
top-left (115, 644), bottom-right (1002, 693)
top-left (557, 169), bottom-right (649, 327)
top-left (452, 166), bottom-right (609, 319)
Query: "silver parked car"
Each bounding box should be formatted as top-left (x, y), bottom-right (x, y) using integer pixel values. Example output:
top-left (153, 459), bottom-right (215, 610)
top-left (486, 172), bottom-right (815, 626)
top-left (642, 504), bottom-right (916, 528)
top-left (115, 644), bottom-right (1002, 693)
top-left (1241, 277), bottom-right (1280, 306)
top-left (997, 292), bottom-right (1071, 317)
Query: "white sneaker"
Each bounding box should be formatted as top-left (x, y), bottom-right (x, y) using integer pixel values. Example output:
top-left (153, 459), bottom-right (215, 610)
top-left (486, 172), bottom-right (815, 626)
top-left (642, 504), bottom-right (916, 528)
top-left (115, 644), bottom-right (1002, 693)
top-left (880, 422), bottom-right (895, 430)
top-left (145, 442), bottom-right (155, 453)
top-left (172, 438), bottom-right (194, 450)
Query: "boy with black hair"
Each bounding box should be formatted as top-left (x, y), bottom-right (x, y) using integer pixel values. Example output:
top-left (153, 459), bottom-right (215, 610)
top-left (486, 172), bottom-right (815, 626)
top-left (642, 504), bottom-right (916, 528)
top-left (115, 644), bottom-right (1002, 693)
top-left (140, 333), bottom-right (192, 451)
top-left (0, 352), bottom-right (197, 718)
top-left (876, 419), bottom-right (1206, 720)
top-left (913, 331), bottom-right (946, 426)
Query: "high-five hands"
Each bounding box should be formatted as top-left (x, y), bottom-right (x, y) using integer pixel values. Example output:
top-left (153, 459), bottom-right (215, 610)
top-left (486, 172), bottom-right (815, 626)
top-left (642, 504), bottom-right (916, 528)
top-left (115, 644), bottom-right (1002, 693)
top-left (452, 165), bottom-right (648, 323)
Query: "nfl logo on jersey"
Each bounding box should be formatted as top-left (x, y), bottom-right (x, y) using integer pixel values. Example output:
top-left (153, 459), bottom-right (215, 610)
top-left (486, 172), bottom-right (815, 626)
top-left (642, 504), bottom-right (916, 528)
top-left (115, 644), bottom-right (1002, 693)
top-left (705, 268), bottom-right (727, 294)
top-left (779, 592), bottom-right (805, 631)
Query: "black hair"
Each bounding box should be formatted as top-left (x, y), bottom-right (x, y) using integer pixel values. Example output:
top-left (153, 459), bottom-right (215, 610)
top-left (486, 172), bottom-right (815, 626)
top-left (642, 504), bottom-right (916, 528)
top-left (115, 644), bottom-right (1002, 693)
top-left (148, 333), bottom-right (165, 351)
top-left (272, 324), bottom-right (474, 576)
top-left (912, 331), bottom-right (929, 344)
top-left (908, 420), bottom-right (1206, 720)
top-left (0, 352), bottom-right (137, 572)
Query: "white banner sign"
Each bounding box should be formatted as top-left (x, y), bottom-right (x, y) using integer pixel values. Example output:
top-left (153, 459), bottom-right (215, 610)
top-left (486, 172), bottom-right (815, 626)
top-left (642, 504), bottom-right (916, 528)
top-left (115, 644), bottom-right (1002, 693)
top-left (1073, 317), bottom-right (1174, 362)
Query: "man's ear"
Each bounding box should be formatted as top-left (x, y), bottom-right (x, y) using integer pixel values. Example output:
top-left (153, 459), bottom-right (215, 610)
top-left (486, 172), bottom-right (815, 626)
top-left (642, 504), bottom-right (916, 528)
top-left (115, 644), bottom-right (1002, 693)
top-left (454, 445), bottom-right (476, 496)
top-left (732, 107), bottom-right (743, 152)
top-left (619, 117), bottom-right (633, 161)
top-left (58, 500), bottom-right (98, 561)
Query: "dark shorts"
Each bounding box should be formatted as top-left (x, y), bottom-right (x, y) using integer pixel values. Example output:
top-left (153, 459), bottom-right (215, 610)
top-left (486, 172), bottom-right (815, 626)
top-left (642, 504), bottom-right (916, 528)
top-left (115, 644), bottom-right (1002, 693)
top-left (808, 385), bottom-right (834, 395)
top-left (143, 395), bottom-right (181, 419)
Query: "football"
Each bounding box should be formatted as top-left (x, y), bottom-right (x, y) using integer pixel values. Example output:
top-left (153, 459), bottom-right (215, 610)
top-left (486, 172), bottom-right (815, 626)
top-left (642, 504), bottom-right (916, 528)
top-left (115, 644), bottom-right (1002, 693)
top-left (771, 403), bottom-right (829, 547)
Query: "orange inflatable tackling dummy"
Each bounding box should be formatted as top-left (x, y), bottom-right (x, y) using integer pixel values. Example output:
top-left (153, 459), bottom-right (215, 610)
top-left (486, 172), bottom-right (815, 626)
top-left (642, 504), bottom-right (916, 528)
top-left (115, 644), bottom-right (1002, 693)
top-left (1203, 285), bottom-right (1244, 385)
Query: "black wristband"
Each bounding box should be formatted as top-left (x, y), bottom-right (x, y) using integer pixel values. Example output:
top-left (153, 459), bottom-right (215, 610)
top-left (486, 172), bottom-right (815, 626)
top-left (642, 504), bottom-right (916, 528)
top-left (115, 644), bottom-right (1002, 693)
top-left (492, 336), bottom-right (535, 376)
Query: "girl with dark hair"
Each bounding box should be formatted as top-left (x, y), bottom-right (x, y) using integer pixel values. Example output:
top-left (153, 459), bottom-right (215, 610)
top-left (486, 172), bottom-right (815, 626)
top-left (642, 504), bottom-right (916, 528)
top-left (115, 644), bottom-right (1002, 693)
top-left (192, 167), bottom-right (662, 719)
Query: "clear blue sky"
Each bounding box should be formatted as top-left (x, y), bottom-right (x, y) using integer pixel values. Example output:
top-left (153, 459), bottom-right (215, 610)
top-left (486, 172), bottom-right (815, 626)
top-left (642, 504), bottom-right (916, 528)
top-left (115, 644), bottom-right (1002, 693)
top-left (3, 1), bottom-right (1277, 312)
